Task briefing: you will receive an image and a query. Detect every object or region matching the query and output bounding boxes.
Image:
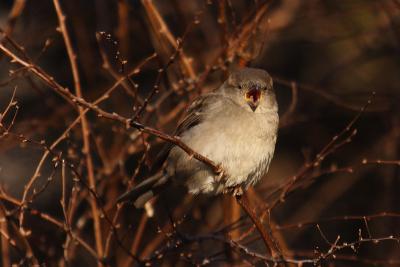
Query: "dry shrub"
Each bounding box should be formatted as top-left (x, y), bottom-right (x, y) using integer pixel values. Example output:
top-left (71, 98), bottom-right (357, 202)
top-left (0, 0), bottom-right (399, 266)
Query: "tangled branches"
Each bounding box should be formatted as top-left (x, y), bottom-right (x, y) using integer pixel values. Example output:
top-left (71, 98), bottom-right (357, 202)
top-left (0, 0), bottom-right (399, 266)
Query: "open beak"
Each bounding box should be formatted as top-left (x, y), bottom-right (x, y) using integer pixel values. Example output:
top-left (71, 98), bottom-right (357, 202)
top-left (245, 88), bottom-right (261, 112)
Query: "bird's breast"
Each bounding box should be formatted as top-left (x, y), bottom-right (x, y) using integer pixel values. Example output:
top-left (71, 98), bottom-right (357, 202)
top-left (184, 108), bottom-right (277, 184)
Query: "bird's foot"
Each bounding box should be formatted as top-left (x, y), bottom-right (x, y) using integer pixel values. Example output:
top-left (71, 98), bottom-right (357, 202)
top-left (232, 186), bottom-right (243, 197)
top-left (215, 166), bottom-right (226, 182)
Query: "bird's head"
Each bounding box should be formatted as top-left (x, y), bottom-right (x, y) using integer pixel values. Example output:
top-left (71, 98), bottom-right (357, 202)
top-left (220, 67), bottom-right (277, 113)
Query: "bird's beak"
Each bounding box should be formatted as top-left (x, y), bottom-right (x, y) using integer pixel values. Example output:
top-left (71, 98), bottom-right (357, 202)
top-left (245, 87), bottom-right (261, 112)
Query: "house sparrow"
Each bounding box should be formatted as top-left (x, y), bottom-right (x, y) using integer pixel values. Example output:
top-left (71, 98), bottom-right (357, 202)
top-left (118, 67), bottom-right (279, 207)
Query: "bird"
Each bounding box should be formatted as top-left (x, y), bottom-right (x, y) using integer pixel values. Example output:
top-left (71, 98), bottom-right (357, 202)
top-left (118, 67), bottom-right (279, 208)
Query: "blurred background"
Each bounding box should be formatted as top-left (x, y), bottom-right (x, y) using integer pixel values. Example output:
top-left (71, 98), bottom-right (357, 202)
top-left (0, 0), bottom-right (399, 266)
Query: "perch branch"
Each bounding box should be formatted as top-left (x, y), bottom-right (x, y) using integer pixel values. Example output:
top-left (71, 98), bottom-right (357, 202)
top-left (235, 192), bottom-right (285, 262)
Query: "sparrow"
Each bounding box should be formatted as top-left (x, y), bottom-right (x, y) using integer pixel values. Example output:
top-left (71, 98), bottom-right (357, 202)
top-left (118, 67), bottom-right (279, 207)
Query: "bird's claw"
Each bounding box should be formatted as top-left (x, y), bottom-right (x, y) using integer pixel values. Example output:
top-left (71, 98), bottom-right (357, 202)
top-left (232, 186), bottom-right (243, 197)
top-left (215, 165), bottom-right (225, 181)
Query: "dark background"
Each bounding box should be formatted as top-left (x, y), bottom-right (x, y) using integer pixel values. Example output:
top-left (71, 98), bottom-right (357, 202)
top-left (0, 0), bottom-right (399, 266)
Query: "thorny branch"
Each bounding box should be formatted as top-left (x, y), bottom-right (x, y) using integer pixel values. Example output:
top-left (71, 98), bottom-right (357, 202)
top-left (0, 1), bottom-right (399, 266)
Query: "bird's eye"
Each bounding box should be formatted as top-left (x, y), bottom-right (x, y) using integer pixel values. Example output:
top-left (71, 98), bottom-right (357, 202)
top-left (238, 85), bottom-right (242, 89)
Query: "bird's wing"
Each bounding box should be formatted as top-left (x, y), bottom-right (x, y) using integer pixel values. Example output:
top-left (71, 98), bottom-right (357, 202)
top-left (151, 93), bottom-right (223, 171)
top-left (176, 93), bottom-right (221, 135)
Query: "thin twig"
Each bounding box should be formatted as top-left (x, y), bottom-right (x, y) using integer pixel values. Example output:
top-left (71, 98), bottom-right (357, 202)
top-left (0, 207), bottom-right (11, 267)
top-left (53, 0), bottom-right (104, 260)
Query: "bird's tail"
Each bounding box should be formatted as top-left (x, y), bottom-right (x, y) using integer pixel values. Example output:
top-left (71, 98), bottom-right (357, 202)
top-left (117, 172), bottom-right (170, 208)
